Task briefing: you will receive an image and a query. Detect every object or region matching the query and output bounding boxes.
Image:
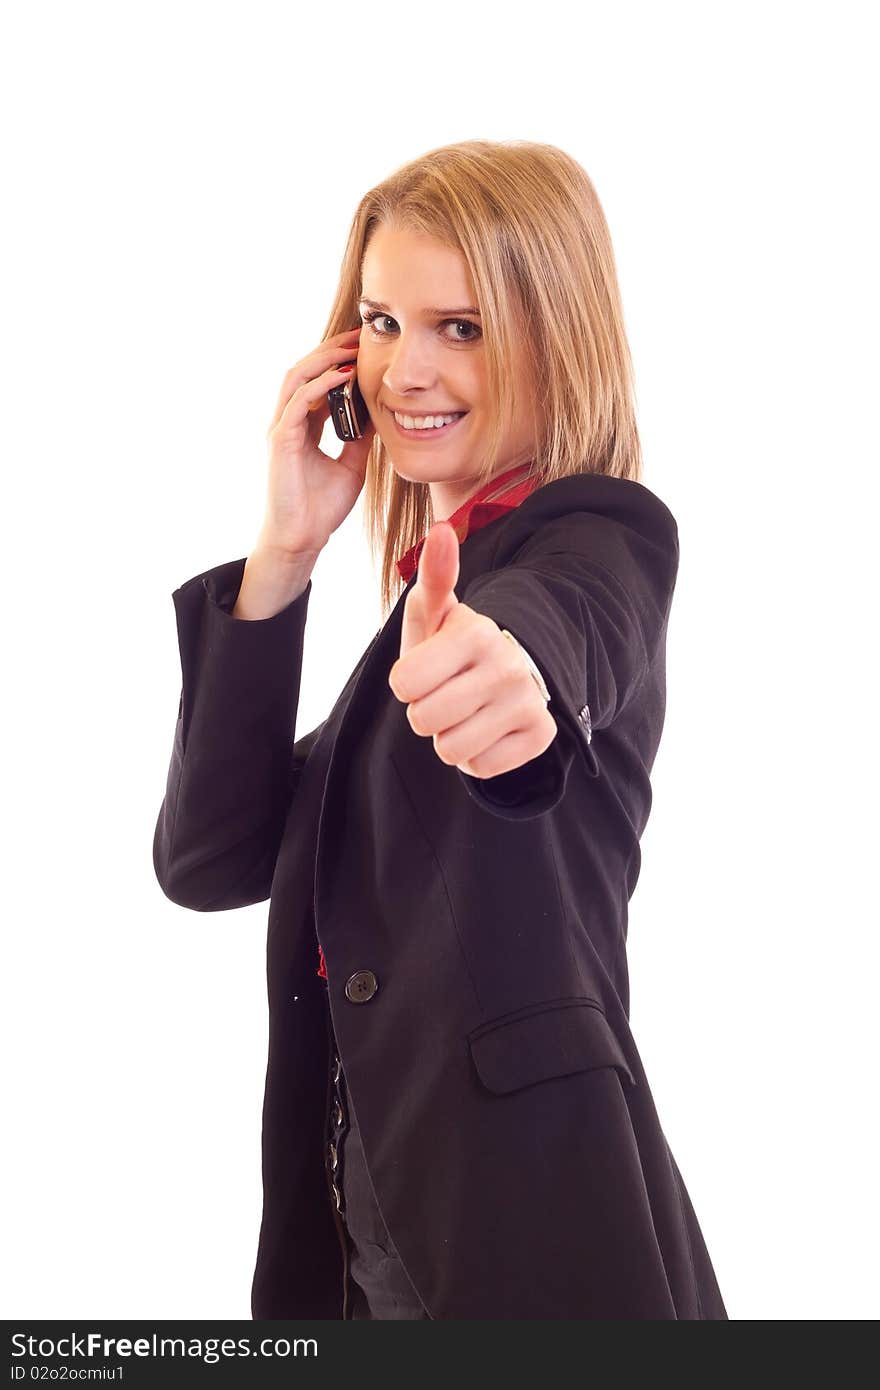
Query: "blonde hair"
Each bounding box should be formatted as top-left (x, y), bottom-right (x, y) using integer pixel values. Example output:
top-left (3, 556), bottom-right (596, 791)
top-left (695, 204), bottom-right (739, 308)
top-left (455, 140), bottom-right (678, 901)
top-left (319, 139), bottom-right (642, 621)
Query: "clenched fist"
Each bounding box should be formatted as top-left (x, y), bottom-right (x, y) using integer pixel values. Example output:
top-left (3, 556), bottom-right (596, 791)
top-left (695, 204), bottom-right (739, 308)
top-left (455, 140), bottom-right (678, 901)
top-left (388, 520), bottom-right (558, 779)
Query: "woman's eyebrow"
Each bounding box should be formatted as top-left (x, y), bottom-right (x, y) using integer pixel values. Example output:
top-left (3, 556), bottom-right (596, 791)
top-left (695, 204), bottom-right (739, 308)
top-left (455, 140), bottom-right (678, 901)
top-left (358, 297), bottom-right (481, 317)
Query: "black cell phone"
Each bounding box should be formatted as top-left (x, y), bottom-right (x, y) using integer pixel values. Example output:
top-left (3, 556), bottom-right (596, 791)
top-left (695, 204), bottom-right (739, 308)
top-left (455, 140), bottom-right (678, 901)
top-left (328, 365), bottom-right (371, 441)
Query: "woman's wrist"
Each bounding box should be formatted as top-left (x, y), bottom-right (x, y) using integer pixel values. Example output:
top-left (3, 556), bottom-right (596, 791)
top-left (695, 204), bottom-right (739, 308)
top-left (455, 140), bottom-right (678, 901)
top-left (231, 543), bottom-right (319, 620)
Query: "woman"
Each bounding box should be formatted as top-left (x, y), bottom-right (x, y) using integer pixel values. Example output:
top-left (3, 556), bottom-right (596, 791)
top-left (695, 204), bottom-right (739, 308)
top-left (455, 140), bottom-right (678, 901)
top-left (153, 139), bottom-right (728, 1320)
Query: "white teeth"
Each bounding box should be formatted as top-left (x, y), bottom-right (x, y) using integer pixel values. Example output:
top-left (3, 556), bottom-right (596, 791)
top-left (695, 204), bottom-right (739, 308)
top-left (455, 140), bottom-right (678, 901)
top-left (393, 410), bottom-right (462, 431)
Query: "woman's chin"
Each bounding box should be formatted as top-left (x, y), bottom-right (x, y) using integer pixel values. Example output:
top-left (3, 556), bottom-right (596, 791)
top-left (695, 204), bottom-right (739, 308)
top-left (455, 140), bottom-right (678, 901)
top-left (387, 459), bottom-right (466, 484)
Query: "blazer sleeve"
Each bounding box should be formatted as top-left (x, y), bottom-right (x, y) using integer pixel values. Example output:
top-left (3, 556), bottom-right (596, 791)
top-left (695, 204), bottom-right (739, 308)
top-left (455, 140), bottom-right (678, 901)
top-left (455, 479), bottom-right (680, 820)
top-left (153, 556), bottom-right (324, 912)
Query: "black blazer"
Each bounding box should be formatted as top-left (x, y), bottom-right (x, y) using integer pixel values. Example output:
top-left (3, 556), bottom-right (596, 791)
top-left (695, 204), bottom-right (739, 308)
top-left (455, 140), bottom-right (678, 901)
top-left (153, 471), bottom-right (728, 1320)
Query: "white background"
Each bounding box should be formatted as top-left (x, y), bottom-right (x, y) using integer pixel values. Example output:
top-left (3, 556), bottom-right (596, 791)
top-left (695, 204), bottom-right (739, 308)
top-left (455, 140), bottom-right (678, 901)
top-left (2, 0), bottom-right (877, 1321)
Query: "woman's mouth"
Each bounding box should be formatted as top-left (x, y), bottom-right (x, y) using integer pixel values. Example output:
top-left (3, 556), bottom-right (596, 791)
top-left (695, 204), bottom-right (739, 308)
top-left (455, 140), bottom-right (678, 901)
top-left (387, 408), bottom-right (468, 440)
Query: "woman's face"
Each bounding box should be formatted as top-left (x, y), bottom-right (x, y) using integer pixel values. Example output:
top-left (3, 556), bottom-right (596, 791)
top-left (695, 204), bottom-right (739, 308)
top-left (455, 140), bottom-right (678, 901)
top-left (356, 224), bottom-right (538, 517)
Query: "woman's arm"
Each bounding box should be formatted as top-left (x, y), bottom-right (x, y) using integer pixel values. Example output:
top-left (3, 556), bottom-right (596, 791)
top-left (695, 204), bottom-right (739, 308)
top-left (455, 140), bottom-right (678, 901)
top-left (152, 551), bottom-right (322, 912)
top-left (456, 478), bottom-right (680, 819)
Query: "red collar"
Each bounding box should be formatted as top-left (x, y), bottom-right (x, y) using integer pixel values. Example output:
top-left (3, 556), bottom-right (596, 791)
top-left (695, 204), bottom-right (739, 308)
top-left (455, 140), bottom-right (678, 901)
top-left (395, 462), bottom-right (543, 584)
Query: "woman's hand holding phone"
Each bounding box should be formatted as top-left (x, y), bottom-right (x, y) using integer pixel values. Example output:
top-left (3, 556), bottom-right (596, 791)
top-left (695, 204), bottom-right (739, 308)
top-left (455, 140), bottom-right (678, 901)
top-left (257, 326), bottom-right (375, 561)
top-left (231, 328), bottom-right (375, 619)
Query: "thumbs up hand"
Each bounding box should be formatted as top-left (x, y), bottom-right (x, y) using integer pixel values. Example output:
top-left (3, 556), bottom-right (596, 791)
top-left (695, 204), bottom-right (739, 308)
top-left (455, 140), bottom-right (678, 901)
top-left (388, 520), bottom-right (558, 779)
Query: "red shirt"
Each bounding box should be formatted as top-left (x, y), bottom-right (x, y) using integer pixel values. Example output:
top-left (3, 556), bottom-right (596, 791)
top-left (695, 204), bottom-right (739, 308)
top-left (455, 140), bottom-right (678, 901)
top-left (317, 461), bottom-right (544, 979)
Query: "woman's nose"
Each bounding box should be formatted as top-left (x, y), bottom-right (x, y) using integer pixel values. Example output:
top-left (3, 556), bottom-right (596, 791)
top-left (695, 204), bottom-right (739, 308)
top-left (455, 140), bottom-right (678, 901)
top-left (381, 336), bottom-right (439, 389)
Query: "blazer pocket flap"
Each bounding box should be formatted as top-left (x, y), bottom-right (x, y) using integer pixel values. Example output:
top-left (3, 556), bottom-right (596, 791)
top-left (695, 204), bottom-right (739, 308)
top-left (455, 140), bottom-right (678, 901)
top-left (468, 998), bottom-right (636, 1095)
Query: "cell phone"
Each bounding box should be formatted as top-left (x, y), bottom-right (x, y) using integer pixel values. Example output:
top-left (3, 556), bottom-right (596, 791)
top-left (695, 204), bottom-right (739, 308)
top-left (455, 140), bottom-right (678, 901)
top-left (328, 365), bottom-right (371, 441)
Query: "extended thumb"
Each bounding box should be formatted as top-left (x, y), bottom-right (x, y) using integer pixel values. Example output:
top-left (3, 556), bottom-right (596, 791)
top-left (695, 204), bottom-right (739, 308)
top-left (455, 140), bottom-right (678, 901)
top-left (400, 520), bottom-right (460, 653)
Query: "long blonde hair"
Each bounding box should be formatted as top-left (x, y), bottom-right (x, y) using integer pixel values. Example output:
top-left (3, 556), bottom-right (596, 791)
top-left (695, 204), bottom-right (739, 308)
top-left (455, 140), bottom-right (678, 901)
top-left (319, 139), bottom-right (642, 621)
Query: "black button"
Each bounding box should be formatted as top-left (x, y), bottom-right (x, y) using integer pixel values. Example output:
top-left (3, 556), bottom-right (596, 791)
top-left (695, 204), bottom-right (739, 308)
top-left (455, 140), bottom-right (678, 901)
top-left (332, 1101), bottom-right (344, 1128)
top-left (345, 970), bottom-right (378, 1002)
top-left (332, 1055), bottom-right (342, 1083)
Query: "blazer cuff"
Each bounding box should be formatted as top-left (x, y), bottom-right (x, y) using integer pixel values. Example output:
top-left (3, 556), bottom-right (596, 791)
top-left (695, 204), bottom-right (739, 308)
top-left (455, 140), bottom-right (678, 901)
top-left (453, 585), bottom-right (598, 819)
top-left (171, 557), bottom-right (313, 744)
top-left (456, 725), bottom-right (576, 820)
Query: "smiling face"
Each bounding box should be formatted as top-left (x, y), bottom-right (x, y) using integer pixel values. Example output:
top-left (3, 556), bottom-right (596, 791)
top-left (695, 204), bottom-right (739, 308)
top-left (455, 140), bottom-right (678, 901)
top-left (356, 223), bottom-right (539, 520)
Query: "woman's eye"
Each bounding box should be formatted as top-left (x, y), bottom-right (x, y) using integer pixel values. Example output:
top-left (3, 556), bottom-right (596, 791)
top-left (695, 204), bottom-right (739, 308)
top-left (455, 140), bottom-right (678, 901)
top-left (360, 312), bottom-right (395, 336)
top-left (360, 311), bottom-right (481, 344)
